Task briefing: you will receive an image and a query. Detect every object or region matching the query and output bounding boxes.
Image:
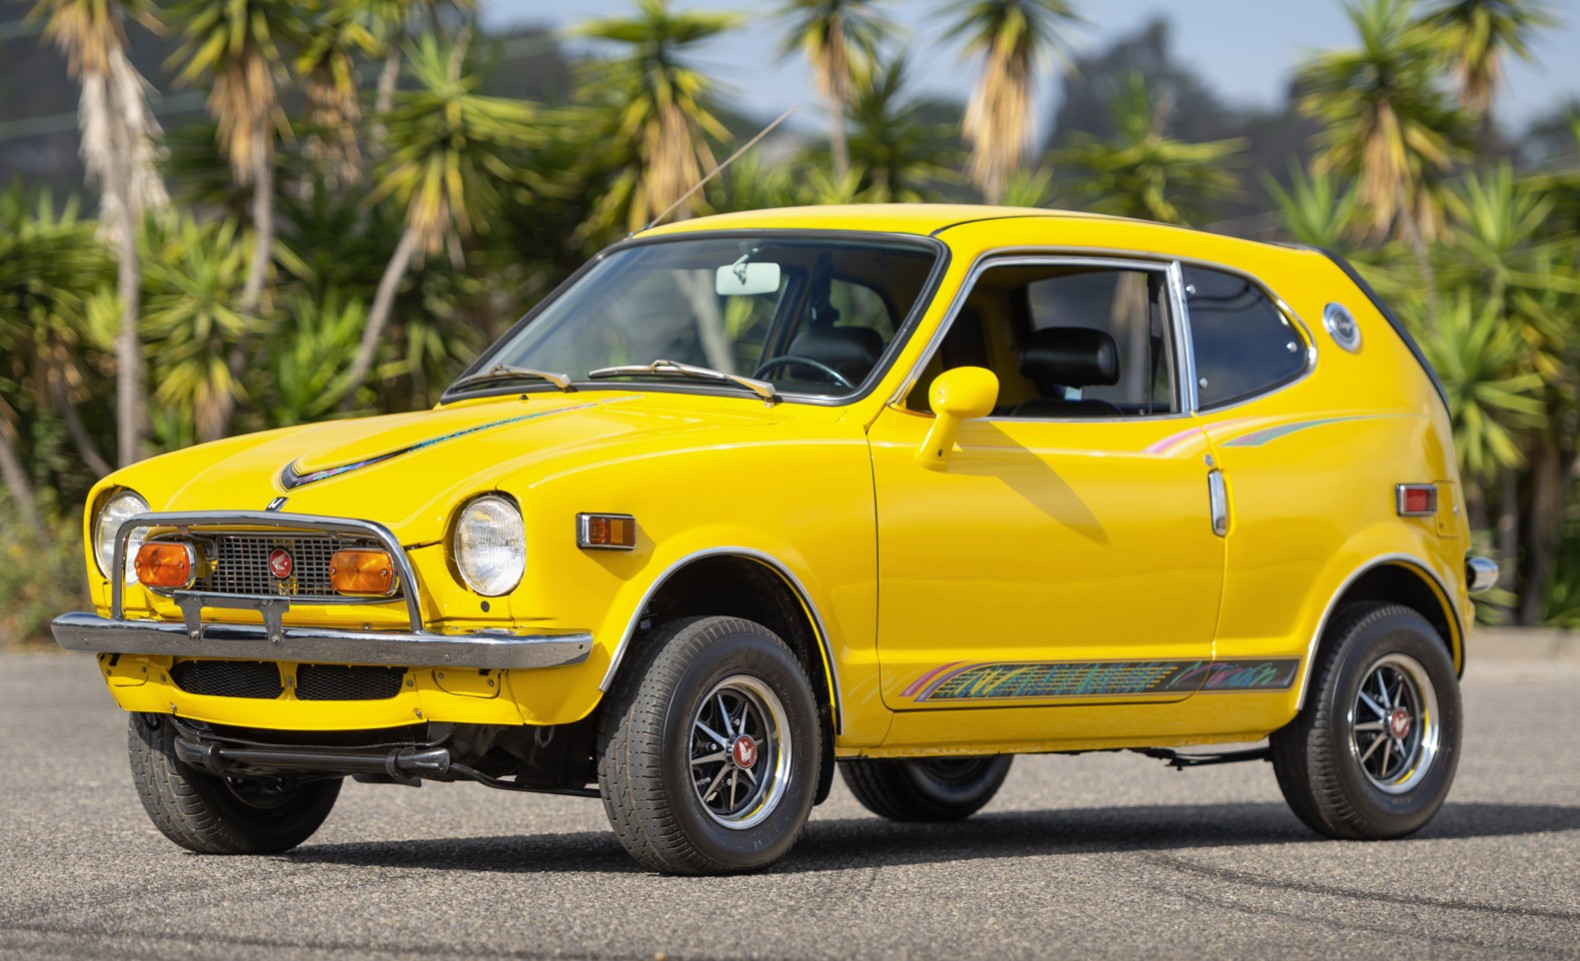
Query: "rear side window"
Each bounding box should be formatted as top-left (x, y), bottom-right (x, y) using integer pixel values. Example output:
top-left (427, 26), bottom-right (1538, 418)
top-left (1184, 266), bottom-right (1307, 409)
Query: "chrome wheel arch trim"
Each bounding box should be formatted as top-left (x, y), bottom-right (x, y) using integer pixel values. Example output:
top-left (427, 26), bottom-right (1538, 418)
top-left (597, 546), bottom-right (844, 733)
top-left (1294, 552), bottom-right (1462, 712)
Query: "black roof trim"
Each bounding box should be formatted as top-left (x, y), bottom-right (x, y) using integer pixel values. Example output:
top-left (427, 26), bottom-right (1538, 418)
top-left (1314, 248), bottom-right (1449, 412)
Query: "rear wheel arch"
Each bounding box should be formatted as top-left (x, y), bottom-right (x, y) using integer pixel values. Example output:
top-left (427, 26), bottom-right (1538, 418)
top-left (1297, 556), bottom-right (1461, 712)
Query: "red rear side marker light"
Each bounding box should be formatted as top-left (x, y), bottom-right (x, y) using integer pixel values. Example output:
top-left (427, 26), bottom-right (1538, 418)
top-left (1396, 484), bottom-right (1438, 517)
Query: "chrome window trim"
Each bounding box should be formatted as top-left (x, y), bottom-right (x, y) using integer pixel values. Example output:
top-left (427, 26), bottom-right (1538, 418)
top-left (596, 546), bottom-right (845, 733)
top-left (1293, 553), bottom-right (1461, 711)
top-left (886, 252), bottom-right (1194, 423)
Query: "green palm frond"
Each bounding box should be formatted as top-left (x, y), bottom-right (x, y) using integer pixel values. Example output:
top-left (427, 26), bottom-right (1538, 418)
top-left (1297, 0), bottom-right (1474, 242)
top-left (1418, 0), bottom-right (1556, 115)
top-left (1264, 163), bottom-right (1362, 252)
top-left (573, 0), bottom-right (739, 233)
top-left (1055, 73), bottom-right (1244, 225)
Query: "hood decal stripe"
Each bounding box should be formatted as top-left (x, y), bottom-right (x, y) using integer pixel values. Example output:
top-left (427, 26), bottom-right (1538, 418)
top-left (279, 402), bottom-right (600, 491)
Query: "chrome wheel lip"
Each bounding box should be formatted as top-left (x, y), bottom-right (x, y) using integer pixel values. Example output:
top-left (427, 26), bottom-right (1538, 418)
top-left (689, 674), bottom-right (792, 831)
top-left (1348, 652), bottom-right (1440, 795)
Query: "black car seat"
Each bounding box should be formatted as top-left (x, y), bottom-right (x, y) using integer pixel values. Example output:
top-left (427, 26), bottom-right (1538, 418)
top-left (1011, 327), bottom-right (1124, 418)
top-left (783, 327), bottom-right (885, 385)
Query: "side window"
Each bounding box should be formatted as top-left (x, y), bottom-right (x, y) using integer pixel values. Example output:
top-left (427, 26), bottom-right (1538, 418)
top-left (1184, 266), bottom-right (1308, 409)
top-left (1023, 269), bottom-right (1175, 416)
top-left (906, 263), bottom-right (1178, 418)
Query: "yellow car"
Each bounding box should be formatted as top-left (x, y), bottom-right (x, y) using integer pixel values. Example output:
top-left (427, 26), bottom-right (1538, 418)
top-left (56, 205), bottom-right (1497, 874)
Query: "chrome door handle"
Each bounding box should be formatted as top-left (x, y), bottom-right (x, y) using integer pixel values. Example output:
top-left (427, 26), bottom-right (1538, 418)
top-left (1207, 469), bottom-right (1228, 537)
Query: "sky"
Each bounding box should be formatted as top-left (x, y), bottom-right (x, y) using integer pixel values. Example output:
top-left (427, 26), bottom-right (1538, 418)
top-left (488, 0), bottom-right (1580, 138)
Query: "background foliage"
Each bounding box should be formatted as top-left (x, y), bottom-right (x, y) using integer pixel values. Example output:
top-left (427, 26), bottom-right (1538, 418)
top-left (1, 0), bottom-right (1578, 642)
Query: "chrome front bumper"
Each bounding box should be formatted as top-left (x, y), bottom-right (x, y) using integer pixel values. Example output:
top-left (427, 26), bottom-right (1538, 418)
top-left (52, 611), bottom-right (592, 670)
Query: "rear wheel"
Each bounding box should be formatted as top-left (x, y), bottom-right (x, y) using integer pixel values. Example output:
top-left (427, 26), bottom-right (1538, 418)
top-left (1270, 602), bottom-right (1461, 839)
top-left (841, 755), bottom-right (1013, 821)
top-left (597, 616), bottom-right (822, 874)
top-left (127, 713), bottom-right (341, 854)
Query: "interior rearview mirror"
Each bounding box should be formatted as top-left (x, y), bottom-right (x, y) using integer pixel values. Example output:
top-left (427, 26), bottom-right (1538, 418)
top-left (716, 262), bottom-right (782, 297)
top-left (917, 366), bottom-right (999, 469)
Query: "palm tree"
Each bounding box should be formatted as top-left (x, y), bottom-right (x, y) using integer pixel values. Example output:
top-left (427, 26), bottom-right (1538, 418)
top-left (1297, 0), bottom-right (1473, 313)
top-left (575, 0), bottom-right (740, 235)
top-left (139, 215), bottom-right (257, 444)
top-left (167, 0), bottom-right (300, 316)
top-left (1419, 0), bottom-right (1556, 129)
top-left (296, 1), bottom-right (380, 186)
top-left (33, 0), bottom-right (168, 467)
top-left (342, 33), bottom-right (542, 401)
top-left (1265, 163), bottom-right (1362, 253)
top-left (776, 0), bottom-right (892, 183)
top-left (846, 55), bottom-right (955, 202)
top-left (946, 0), bottom-right (1083, 204)
top-left (1056, 74), bottom-right (1244, 225)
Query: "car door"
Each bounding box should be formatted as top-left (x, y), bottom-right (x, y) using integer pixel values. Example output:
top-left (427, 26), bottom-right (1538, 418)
top-left (869, 257), bottom-right (1226, 724)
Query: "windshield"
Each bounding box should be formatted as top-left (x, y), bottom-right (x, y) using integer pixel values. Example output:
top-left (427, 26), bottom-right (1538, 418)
top-left (462, 235), bottom-right (940, 400)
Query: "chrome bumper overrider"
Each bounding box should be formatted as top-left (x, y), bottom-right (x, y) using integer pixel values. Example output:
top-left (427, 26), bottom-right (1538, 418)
top-left (51, 611), bottom-right (592, 670)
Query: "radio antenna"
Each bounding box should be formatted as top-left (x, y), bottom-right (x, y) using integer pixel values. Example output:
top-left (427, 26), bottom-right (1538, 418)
top-left (635, 104), bottom-right (799, 237)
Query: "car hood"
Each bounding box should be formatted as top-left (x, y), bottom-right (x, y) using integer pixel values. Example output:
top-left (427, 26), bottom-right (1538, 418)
top-left (119, 391), bottom-right (799, 544)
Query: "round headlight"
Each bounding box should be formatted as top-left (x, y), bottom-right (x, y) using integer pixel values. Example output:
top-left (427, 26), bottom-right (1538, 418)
top-left (454, 495), bottom-right (526, 597)
top-left (94, 490), bottom-right (150, 584)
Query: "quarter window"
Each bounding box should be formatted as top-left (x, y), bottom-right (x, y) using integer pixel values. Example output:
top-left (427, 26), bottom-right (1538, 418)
top-left (1184, 266), bottom-right (1308, 409)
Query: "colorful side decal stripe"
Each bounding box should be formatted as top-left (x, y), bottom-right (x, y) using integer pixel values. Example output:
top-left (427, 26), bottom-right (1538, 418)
top-left (907, 658), bottom-right (1300, 702)
top-left (279, 402), bottom-right (600, 490)
top-left (1218, 414), bottom-right (1397, 448)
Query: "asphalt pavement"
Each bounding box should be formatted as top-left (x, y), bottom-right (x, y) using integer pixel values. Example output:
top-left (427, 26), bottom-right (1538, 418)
top-left (1, 643), bottom-right (1576, 961)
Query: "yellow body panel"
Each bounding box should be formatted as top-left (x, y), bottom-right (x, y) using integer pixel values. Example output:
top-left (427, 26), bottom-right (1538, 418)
top-left (75, 205), bottom-right (1470, 761)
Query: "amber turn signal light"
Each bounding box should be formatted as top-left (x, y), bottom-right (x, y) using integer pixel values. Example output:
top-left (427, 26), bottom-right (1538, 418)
top-left (577, 513), bottom-right (637, 550)
top-left (328, 549), bottom-right (396, 595)
top-left (134, 542), bottom-right (196, 589)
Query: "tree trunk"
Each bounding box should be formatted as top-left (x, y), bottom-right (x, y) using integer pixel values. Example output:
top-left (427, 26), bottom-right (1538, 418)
top-left (111, 139), bottom-right (146, 467)
top-left (1395, 203), bottom-right (1439, 334)
top-left (239, 127), bottom-right (274, 315)
top-left (342, 227), bottom-right (421, 411)
top-left (1519, 431), bottom-right (1564, 626)
top-left (0, 421), bottom-right (42, 532)
top-left (1495, 467), bottom-right (1520, 625)
top-left (826, 90), bottom-right (849, 185)
top-left (52, 379), bottom-right (112, 478)
top-left (373, 46), bottom-right (402, 149)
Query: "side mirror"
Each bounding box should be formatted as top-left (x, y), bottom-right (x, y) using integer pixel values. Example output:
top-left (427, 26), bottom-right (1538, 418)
top-left (916, 366), bottom-right (998, 469)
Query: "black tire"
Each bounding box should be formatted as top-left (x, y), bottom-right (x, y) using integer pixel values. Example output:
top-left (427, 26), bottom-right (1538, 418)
top-left (597, 616), bottom-right (822, 875)
top-left (1270, 602), bottom-right (1461, 840)
top-left (127, 713), bottom-right (342, 854)
top-left (841, 755), bottom-right (1013, 821)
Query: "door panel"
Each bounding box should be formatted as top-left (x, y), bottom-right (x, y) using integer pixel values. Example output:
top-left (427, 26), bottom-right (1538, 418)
top-left (871, 409), bottom-right (1225, 721)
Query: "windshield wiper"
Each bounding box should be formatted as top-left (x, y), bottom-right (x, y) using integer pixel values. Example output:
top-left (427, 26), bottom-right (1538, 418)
top-left (449, 364), bottom-right (575, 393)
top-left (586, 359), bottom-right (778, 404)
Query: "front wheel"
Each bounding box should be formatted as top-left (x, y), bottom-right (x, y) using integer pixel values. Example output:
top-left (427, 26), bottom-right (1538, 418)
top-left (1270, 602), bottom-right (1461, 839)
top-left (127, 713), bottom-right (341, 854)
top-left (841, 755), bottom-right (1014, 821)
top-left (597, 616), bottom-right (822, 874)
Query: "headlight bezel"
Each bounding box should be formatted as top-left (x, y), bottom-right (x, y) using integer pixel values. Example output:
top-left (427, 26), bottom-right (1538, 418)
top-left (452, 493), bottom-right (527, 597)
top-left (93, 489), bottom-right (151, 585)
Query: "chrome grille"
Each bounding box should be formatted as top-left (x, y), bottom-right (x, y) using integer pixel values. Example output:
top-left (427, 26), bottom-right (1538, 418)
top-left (191, 532), bottom-right (385, 598)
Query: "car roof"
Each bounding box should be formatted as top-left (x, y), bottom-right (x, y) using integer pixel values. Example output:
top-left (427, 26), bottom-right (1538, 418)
top-left (637, 204), bottom-right (1137, 239)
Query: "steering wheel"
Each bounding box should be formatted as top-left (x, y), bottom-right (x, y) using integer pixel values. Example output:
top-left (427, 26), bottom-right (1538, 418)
top-left (752, 355), bottom-right (854, 389)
